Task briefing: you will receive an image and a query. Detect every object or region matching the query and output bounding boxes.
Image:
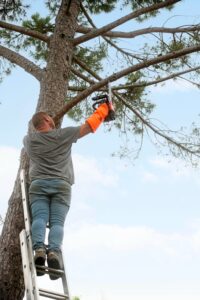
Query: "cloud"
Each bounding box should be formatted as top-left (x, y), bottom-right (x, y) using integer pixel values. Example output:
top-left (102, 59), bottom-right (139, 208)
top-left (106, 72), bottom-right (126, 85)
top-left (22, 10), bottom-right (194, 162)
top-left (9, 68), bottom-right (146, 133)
top-left (73, 154), bottom-right (119, 187)
top-left (149, 157), bottom-right (200, 180)
top-left (67, 154), bottom-right (122, 225)
top-left (139, 156), bottom-right (200, 186)
top-left (71, 153), bottom-right (120, 211)
top-left (151, 78), bottom-right (196, 94)
top-left (64, 223), bottom-right (199, 260)
top-left (141, 170), bottom-right (158, 183)
top-left (0, 146), bottom-right (20, 217)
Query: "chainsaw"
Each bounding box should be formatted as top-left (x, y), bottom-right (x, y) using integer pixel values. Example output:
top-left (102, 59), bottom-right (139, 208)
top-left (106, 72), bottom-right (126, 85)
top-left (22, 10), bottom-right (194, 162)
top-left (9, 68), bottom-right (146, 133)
top-left (92, 84), bottom-right (115, 122)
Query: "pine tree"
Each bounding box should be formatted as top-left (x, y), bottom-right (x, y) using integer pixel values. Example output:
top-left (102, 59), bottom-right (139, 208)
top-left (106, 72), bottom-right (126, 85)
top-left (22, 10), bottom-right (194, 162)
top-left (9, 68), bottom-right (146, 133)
top-left (0, 1), bottom-right (200, 298)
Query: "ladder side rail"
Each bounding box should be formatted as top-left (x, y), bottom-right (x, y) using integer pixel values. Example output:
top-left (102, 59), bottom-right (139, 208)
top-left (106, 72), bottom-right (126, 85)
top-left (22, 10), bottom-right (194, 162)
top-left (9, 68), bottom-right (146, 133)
top-left (27, 232), bottom-right (40, 300)
top-left (20, 230), bottom-right (40, 300)
top-left (61, 250), bottom-right (71, 298)
top-left (20, 169), bottom-right (40, 300)
top-left (20, 169), bottom-right (31, 234)
top-left (20, 168), bottom-right (37, 277)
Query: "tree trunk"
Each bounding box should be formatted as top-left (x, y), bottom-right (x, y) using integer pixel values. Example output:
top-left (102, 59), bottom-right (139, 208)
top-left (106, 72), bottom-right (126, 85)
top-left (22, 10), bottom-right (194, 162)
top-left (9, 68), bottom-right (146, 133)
top-left (0, 1), bottom-right (81, 299)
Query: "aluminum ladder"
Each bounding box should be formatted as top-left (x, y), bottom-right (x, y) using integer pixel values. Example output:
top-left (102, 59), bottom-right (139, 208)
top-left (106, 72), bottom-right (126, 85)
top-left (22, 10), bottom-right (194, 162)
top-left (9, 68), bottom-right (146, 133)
top-left (19, 169), bottom-right (71, 300)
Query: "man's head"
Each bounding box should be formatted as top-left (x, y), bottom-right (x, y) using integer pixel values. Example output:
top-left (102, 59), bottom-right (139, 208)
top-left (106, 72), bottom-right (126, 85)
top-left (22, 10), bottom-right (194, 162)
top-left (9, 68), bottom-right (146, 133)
top-left (32, 112), bottom-right (55, 131)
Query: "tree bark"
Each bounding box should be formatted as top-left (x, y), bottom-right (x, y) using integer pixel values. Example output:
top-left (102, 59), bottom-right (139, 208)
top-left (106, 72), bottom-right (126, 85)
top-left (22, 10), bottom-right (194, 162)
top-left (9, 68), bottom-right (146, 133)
top-left (0, 20), bottom-right (49, 43)
top-left (0, 1), bottom-right (81, 299)
top-left (0, 45), bottom-right (43, 81)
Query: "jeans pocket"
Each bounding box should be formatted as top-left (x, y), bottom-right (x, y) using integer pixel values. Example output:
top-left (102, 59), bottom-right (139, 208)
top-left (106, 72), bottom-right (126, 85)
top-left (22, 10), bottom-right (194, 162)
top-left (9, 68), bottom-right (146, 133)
top-left (29, 180), bottom-right (43, 194)
top-left (53, 179), bottom-right (71, 206)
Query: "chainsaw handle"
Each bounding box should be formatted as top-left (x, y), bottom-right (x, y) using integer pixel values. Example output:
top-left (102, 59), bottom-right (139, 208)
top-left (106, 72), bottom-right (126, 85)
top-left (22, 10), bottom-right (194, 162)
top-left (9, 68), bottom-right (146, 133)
top-left (92, 83), bottom-right (115, 122)
top-left (92, 94), bottom-right (108, 101)
top-left (104, 109), bottom-right (115, 122)
top-left (92, 98), bottom-right (108, 110)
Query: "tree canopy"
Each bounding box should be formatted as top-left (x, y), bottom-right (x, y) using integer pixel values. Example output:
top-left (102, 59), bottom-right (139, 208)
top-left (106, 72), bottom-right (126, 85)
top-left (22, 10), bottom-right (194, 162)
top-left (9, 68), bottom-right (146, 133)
top-left (1, 0), bottom-right (200, 163)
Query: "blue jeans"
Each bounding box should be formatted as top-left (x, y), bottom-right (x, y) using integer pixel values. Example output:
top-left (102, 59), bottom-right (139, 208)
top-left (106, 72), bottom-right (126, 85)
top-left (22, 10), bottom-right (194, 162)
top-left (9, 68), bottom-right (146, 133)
top-left (29, 178), bottom-right (71, 252)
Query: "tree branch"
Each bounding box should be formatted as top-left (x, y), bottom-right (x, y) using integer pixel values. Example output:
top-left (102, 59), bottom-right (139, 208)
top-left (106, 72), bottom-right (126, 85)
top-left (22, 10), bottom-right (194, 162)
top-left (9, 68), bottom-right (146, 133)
top-left (74, 0), bottom-right (181, 45)
top-left (71, 56), bottom-right (200, 158)
top-left (79, 3), bottom-right (139, 60)
top-left (0, 45), bottom-right (43, 80)
top-left (68, 85), bottom-right (89, 92)
top-left (178, 76), bottom-right (200, 88)
top-left (106, 24), bottom-right (200, 38)
top-left (74, 54), bottom-right (200, 94)
top-left (0, 20), bottom-right (49, 43)
top-left (77, 24), bottom-right (145, 60)
top-left (61, 55), bottom-right (200, 158)
top-left (53, 42), bottom-right (200, 124)
top-left (77, 24), bottom-right (200, 39)
top-left (76, 25), bottom-right (92, 34)
top-left (71, 66), bottom-right (97, 84)
top-left (72, 55), bottom-right (200, 99)
top-left (73, 55), bottom-right (101, 81)
top-left (72, 54), bottom-right (200, 157)
top-left (115, 92), bottom-right (199, 156)
top-left (112, 66), bottom-right (200, 90)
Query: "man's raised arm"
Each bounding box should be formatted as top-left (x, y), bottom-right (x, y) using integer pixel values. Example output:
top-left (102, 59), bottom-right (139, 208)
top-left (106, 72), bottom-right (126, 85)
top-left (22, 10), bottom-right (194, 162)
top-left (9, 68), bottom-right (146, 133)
top-left (79, 103), bottom-right (109, 138)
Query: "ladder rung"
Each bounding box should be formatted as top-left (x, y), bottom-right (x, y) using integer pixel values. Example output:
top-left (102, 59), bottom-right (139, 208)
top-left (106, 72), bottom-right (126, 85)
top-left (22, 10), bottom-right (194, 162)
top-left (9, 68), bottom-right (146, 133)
top-left (36, 264), bottom-right (65, 275)
top-left (39, 288), bottom-right (69, 300)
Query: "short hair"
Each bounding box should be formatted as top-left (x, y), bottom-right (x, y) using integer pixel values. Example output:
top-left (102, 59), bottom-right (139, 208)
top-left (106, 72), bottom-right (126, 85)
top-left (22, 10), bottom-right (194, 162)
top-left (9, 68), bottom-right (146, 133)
top-left (32, 111), bottom-right (48, 129)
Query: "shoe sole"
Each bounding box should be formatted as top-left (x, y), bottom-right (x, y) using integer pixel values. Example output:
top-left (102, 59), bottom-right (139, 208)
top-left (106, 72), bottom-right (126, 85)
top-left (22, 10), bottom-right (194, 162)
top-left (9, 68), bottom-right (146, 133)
top-left (35, 257), bottom-right (45, 276)
top-left (47, 257), bottom-right (61, 280)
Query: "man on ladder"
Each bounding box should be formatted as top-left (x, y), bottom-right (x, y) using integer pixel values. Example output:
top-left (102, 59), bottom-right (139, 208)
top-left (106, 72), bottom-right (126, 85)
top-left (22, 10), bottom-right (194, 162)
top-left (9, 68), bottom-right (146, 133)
top-left (23, 102), bottom-right (110, 280)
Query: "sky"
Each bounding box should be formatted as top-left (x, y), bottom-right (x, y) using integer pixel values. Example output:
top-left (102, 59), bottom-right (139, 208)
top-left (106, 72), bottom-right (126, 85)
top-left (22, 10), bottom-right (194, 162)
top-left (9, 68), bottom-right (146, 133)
top-left (1, 1), bottom-right (200, 300)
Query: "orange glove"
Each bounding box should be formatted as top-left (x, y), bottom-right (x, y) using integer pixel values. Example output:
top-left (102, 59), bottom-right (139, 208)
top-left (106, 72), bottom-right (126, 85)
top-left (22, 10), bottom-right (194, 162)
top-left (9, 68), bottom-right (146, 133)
top-left (86, 103), bottom-right (109, 132)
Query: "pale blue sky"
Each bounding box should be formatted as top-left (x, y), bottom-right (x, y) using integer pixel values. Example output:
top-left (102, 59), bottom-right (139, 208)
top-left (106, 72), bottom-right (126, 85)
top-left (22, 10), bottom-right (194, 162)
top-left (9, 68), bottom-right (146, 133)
top-left (1, 1), bottom-right (200, 300)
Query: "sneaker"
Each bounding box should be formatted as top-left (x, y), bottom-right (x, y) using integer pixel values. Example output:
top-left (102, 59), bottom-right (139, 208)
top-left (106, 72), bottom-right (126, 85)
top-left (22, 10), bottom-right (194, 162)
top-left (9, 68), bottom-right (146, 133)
top-left (34, 247), bottom-right (46, 276)
top-left (47, 250), bottom-right (63, 280)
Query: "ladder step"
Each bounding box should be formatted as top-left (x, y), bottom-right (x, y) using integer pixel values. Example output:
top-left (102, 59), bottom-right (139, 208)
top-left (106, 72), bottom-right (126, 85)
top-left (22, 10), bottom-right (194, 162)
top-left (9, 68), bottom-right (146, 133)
top-left (36, 264), bottom-right (65, 276)
top-left (39, 288), bottom-right (69, 300)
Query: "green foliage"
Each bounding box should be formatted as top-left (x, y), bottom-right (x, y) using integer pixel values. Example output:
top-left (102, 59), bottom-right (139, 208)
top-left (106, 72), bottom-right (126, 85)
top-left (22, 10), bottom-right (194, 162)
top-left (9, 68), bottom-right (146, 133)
top-left (21, 13), bottom-right (54, 61)
top-left (129, 0), bottom-right (168, 8)
top-left (24, 39), bottom-right (48, 62)
top-left (67, 100), bottom-right (91, 123)
top-left (191, 31), bottom-right (200, 44)
top-left (0, 29), bottom-right (13, 45)
top-left (168, 40), bottom-right (185, 52)
top-left (76, 43), bottom-right (107, 73)
top-left (45, 0), bottom-right (61, 16)
top-left (0, 0), bottom-right (28, 21)
top-left (83, 0), bottom-right (117, 14)
top-left (23, 13), bottom-right (54, 34)
top-left (83, 0), bottom-right (176, 18)
top-left (0, 56), bottom-right (13, 83)
top-left (46, 0), bottom-right (117, 16)
top-left (0, 12), bottom-right (54, 63)
top-left (141, 36), bottom-right (193, 74)
top-left (124, 0), bottom-right (176, 21)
